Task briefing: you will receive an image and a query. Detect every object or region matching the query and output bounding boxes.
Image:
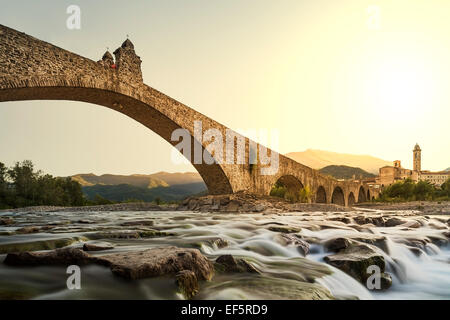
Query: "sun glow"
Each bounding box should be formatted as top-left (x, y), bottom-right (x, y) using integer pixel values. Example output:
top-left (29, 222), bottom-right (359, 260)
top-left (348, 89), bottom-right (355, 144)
top-left (369, 60), bottom-right (434, 116)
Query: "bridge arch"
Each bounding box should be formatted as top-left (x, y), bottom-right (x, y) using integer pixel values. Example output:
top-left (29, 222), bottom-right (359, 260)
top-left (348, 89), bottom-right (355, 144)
top-left (270, 175), bottom-right (304, 201)
top-left (315, 186), bottom-right (327, 203)
top-left (358, 186), bottom-right (367, 203)
top-left (331, 186), bottom-right (345, 206)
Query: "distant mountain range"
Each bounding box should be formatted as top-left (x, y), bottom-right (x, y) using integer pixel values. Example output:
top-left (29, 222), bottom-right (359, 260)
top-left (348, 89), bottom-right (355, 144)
top-left (319, 165), bottom-right (375, 180)
top-left (71, 172), bottom-right (206, 203)
top-left (286, 149), bottom-right (391, 174)
top-left (445, 167), bottom-right (450, 172)
top-left (72, 172), bottom-right (204, 188)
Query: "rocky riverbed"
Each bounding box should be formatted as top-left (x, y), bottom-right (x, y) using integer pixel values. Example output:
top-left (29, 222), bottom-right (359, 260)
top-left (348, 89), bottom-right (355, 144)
top-left (0, 197), bottom-right (449, 300)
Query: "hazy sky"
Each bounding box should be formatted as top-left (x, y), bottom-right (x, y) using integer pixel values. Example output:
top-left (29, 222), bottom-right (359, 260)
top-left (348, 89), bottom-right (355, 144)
top-left (1, 0), bottom-right (449, 176)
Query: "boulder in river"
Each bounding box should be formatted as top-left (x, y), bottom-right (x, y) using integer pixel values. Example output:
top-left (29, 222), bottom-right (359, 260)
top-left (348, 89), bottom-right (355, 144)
top-left (215, 255), bottom-right (260, 274)
top-left (324, 244), bottom-right (386, 284)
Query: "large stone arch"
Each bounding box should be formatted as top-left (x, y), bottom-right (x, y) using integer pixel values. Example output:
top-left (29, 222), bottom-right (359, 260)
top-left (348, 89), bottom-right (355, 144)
top-left (315, 186), bottom-right (327, 203)
top-left (358, 186), bottom-right (367, 203)
top-left (331, 186), bottom-right (345, 206)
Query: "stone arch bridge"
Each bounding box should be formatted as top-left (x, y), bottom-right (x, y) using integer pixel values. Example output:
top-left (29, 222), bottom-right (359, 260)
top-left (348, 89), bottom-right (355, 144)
top-left (0, 25), bottom-right (380, 206)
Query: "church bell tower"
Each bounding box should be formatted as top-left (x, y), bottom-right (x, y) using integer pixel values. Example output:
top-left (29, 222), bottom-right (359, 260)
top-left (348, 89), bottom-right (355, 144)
top-left (413, 143), bottom-right (421, 172)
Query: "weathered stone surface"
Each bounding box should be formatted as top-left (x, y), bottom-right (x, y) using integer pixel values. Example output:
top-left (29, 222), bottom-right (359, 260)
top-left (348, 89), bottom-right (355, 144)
top-left (215, 255), bottom-right (259, 274)
top-left (175, 270), bottom-right (199, 299)
top-left (324, 244), bottom-right (386, 284)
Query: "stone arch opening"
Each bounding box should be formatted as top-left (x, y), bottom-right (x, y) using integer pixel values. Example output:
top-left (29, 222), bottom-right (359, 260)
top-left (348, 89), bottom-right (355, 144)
top-left (316, 186), bottom-right (327, 203)
top-left (348, 192), bottom-right (356, 206)
top-left (367, 189), bottom-right (371, 201)
top-left (331, 186), bottom-right (345, 206)
top-left (358, 186), bottom-right (367, 203)
top-left (270, 175), bottom-right (304, 202)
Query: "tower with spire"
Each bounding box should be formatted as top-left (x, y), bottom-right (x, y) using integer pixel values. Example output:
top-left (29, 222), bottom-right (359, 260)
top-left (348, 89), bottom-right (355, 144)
top-left (413, 143), bottom-right (421, 172)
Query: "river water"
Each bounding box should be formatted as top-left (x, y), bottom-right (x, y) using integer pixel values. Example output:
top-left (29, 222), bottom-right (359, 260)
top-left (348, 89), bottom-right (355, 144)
top-left (0, 209), bottom-right (449, 300)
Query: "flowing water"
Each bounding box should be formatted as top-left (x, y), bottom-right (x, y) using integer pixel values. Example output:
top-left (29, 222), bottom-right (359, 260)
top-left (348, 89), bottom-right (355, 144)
top-left (0, 209), bottom-right (449, 300)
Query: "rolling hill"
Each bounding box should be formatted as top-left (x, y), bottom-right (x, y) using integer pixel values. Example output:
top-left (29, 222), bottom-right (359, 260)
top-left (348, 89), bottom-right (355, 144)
top-left (82, 182), bottom-right (207, 203)
top-left (71, 172), bottom-right (204, 188)
top-left (71, 172), bottom-right (207, 203)
top-left (319, 165), bottom-right (375, 180)
top-left (286, 149), bottom-right (391, 174)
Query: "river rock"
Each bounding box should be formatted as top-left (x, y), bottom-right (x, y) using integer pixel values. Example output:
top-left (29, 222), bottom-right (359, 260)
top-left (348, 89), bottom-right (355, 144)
top-left (120, 220), bottom-right (154, 227)
top-left (274, 233), bottom-right (310, 256)
top-left (16, 226), bottom-right (40, 234)
top-left (268, 226), bottom-right (301, 233)
top-left (385, 217), bottom-right (408, 227)
top-left (175, 270), bottom-right (199, 299)
top-left (83, 242), bottom-right (114, 251)
top-left (379, 272), bottom-right (392, 290)
top-left (0, 218), bottom-right (14, 225)
top-left (4, 247), bottom-right (92, 266)
top-left (215, 255), bottom-right (259, 274)
top-left (324, 244), bottom-right (386, 284)
top-left (212, 238), bottom-right (229, 249)
top-left (324, 237), bottom-right (352, 252)
top-left (96, 247), bottom-right (214, 280)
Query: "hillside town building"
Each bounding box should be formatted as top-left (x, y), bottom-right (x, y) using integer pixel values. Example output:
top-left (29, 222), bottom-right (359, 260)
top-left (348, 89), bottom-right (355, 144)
top-left (375, 144), bottom-right (449, 187)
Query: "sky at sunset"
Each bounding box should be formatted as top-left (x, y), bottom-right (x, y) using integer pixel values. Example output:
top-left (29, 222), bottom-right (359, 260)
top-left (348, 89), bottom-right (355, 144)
top-left (0, 0), bottom-right (449, 176)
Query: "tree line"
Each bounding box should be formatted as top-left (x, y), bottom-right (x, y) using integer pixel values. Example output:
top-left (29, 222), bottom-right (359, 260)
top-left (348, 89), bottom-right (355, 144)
top-left (0, 160), bottom-right (85, 209)
top-left (379, 178), bottom-right (450, 202)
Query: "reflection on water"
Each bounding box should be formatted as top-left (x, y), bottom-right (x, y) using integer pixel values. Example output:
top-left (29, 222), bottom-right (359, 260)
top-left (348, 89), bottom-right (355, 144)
top-left (0, 209), bottom-right (449, 300)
